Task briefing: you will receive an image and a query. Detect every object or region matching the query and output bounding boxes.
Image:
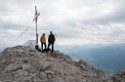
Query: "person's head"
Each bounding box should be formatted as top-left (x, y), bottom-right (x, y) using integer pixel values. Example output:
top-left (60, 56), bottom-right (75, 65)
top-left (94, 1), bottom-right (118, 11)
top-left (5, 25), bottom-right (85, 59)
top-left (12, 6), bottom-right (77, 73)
top-left (43, 33), bottom-right (45, 36)
top-left (50, 31), bottom-right (52, 34)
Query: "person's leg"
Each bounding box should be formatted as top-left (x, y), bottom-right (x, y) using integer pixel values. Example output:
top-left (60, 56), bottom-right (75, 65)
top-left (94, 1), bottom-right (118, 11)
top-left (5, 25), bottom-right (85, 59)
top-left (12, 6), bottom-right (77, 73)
top-left (52, 43), bottom-right (54, 52)
top-left (47, 42), bottom-right (51, 50)
top-left (41, 43), bottom-right (43, 51)
top-left (44, 43), bottom-right (46, 50)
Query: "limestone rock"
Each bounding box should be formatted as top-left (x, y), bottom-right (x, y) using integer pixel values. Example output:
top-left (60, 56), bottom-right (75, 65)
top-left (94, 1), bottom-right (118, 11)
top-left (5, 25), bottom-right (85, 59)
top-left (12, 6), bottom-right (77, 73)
top-left (0, 45), bottom-right (123, 82)
top-left (112, 68), bottom-right (125, 82)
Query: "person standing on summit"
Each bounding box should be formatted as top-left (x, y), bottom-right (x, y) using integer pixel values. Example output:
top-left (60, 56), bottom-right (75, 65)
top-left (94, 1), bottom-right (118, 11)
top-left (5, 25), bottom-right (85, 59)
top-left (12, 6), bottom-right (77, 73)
top-left (47, 31), bottom-right (55, 52)
top-left (40, 33), bottom-right (46, 52)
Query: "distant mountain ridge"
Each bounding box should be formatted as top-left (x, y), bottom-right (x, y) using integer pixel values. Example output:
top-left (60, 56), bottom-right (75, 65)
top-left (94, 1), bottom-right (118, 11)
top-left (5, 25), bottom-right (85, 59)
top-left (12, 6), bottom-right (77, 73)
top-left (56, 43), bottom-right (125, 74)
top-left (0, 45), bottom-right (7, 52)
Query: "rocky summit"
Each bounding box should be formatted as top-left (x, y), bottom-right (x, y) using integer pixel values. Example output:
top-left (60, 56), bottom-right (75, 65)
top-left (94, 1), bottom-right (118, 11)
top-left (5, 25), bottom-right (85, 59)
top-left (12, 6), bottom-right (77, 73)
top-left (112, 68), bottom-right (125, 82)
top-left (0, 45), bottom-right (124, 82)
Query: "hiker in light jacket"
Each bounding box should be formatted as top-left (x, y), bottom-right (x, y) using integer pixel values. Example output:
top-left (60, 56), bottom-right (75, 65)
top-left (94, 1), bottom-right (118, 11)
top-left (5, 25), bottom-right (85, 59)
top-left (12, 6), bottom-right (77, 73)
top-left (40, 33), bottom-right (46, 52)
top-left (47, 31), bottom-right (55, 52)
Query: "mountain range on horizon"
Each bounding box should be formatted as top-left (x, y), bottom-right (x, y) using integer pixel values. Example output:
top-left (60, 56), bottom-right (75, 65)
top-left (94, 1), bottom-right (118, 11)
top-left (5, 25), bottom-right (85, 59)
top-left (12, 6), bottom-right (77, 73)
top-left (56, 43), bottom-right (125, 74)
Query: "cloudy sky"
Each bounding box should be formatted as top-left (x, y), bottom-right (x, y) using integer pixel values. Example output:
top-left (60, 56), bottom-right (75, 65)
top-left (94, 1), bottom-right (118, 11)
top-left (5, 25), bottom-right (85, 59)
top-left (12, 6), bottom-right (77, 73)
top-left (0, 0), bottom-right (125, 48)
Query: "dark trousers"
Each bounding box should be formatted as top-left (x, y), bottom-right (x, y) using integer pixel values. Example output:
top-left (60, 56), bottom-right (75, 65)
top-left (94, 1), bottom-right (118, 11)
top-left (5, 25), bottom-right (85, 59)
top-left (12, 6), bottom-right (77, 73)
top-left (47, 42), bottom-right (54, 52)
top-left (41, 43), bottom-right (46, 51)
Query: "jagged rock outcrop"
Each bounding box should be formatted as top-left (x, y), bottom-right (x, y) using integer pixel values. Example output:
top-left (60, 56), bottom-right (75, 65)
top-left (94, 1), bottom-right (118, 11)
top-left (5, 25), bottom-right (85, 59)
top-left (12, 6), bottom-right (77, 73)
top-left (0, 45), bottom-right (116, 82)
top-left (112, 68), bottom-right (125, 82)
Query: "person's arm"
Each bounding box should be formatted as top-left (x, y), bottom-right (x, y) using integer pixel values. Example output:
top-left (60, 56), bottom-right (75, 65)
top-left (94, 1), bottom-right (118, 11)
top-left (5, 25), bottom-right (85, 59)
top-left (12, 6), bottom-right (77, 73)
top-left (40, 36), bottom-right (42, 42)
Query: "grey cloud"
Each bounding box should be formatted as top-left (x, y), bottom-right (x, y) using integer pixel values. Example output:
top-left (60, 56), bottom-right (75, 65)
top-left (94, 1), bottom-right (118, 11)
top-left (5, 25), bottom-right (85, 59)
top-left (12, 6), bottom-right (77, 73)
top-left (1, 0), bottom-right (125, 46)
top-left (108, 28), bottom-right (125, 38)
top-left (0, 20), bottom-right (24, 30)
top-left (83, 1), bottom-right (125, 25)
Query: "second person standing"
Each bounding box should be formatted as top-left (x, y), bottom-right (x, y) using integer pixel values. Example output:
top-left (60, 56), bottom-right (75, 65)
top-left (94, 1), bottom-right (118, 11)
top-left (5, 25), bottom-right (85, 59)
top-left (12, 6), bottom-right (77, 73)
top-left (47, 31), bottom-right (56, 52)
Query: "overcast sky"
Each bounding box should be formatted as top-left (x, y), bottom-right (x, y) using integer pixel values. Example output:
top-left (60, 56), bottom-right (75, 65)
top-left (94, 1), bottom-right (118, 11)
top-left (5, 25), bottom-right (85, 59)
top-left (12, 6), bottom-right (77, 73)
top-left (0, 0), bottom-right (125, 48)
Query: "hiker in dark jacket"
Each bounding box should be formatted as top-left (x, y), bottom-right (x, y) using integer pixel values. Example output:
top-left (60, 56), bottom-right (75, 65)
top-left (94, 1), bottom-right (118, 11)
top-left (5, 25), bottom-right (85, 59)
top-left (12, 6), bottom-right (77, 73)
top-left (47, 31), bottom-right (55, 52)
